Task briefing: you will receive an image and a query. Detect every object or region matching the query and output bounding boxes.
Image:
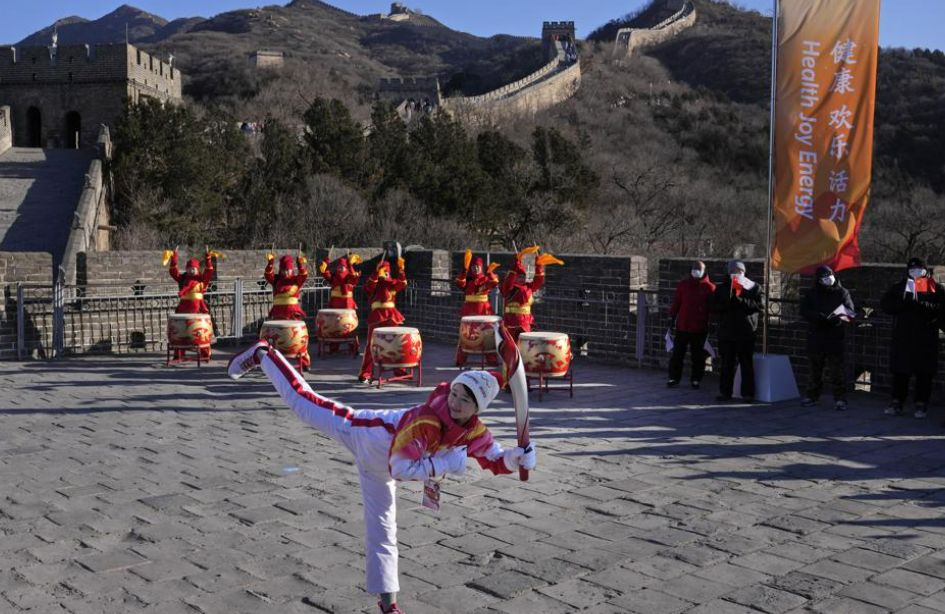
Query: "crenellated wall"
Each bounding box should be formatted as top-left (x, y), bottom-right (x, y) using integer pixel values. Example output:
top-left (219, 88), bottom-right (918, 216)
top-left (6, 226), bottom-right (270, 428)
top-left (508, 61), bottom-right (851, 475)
top-left (0, 43), bottom-right (182, 148)
top-left (441, 41), bottom-right (581, 123)
top-left (613, 0), bottom-right (696, 58)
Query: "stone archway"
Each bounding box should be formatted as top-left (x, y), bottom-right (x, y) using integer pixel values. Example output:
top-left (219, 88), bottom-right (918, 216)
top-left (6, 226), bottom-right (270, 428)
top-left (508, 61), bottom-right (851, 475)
top-left (26, 106), bottom-right (42, 147)
top-left (64, 111), bottom-right (81, 149)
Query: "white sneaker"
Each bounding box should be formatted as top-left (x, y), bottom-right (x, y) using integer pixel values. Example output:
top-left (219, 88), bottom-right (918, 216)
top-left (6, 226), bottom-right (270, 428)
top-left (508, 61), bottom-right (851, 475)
top-left (227, 341), bottom-right (269, 380)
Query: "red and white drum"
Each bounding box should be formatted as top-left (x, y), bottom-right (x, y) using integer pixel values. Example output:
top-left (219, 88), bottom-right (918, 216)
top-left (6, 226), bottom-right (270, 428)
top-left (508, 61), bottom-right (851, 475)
top-left (167, 313), bottom-right (213, 349)
top-left (371, 326), bottom-right (422, 368)
top-left (315, 309), bottom-right (358, 339)
top-left (259, 320), bottom-right (309, 358)
top-left (517, 331), bottom-right (572, 377)
top-left (459, 315), bottom-right (501, 355)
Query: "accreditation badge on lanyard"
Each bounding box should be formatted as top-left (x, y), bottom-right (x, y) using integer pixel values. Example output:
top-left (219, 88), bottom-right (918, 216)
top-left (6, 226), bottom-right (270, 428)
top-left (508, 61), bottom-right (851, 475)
top-left (421, 478), bottom-right (441, 512)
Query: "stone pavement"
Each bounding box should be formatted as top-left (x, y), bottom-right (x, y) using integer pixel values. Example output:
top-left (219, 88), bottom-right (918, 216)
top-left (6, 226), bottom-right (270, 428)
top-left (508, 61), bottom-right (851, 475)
top-left (2, 342), bottom-right (945, 613)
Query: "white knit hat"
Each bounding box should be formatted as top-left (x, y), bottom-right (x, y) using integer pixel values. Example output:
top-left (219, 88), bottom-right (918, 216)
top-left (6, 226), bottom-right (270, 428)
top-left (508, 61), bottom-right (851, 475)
top-left (451, 371), bottom-right (500, 411)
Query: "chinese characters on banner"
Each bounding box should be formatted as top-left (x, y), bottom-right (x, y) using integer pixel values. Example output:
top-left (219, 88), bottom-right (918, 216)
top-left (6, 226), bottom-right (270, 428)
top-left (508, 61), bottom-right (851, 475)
top-left (770, 0), bottom-right (881, 274)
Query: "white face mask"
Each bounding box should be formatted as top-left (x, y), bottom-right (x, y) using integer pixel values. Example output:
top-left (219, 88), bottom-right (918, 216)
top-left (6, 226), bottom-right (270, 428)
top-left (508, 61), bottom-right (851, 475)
top-left (909, 268), bottom-right (927, 279)
top-left (819, 275), bottom-right (835, 287)
top-left (691, 269), bottom-right (704, 279)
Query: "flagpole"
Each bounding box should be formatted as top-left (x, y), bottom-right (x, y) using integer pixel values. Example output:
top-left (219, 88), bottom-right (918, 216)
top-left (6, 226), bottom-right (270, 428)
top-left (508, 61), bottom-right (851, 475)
top-left (763, 0), bottom-right (780, 356)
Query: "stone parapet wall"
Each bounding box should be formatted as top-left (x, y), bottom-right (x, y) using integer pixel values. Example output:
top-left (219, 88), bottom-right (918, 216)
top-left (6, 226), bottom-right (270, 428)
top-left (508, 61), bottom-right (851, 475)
top-left (0, 106), bottom-right (10, 154)
top-left (10, 245), bottom-right (945, 397)
top-left (613, 0), bottom-right (696, 57)
top-left (62, 125), bottom-right (112, 284)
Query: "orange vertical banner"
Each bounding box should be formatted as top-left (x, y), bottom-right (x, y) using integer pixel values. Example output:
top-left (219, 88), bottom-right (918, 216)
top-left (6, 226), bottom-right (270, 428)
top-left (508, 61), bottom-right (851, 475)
top-left (771, 0), bottom-right (881, 274)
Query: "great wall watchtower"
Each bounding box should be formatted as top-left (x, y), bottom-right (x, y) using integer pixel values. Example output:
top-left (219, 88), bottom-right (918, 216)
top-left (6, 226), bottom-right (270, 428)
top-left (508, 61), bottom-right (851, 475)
top-left (542, 21), bottom-right (576, 61)
top-left (376, 76), bottom-right (442, 111)
top-left (0, 42), bottom-right (182, 149)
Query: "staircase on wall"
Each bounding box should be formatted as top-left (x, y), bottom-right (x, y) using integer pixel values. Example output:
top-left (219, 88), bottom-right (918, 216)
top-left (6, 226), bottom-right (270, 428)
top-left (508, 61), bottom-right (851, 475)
top-left (0, 147), bottom-right (94, 268)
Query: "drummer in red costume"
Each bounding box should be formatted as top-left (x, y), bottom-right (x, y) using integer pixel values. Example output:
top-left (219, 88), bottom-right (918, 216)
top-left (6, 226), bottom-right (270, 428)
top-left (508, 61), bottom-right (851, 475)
top-left (265, 252), bottom-right (311, 369)
top-left (359, 257), bottom-right (408, 383)
top-left (166, 248), bottom-right (216, 360)
top-left (320, 254), bottom-right (362, 310)
top-left (320, 254), bottom-right (362, 353)
top-left (455, 249), bottom-right (501, 366)
top-left (500, 247), bottom-right (564, 341)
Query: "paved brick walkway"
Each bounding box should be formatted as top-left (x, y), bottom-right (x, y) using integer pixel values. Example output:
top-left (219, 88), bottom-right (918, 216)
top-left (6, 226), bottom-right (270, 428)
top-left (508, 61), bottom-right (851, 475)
top-left (2, 343), bottom-right (945, 613)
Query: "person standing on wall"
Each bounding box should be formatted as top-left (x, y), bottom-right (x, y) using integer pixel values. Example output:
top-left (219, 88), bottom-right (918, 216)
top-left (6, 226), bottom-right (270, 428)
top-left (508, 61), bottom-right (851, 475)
top-left (359, 257), bottom-right (408, 383)
top-left (667, 260), bottom-right (715, 389)
top-left (710, 260), bottom-right (764, 403)
top-left (799, 265), bottom-right (856, 411)
top-left (880, 257), bottom-right (942, 418)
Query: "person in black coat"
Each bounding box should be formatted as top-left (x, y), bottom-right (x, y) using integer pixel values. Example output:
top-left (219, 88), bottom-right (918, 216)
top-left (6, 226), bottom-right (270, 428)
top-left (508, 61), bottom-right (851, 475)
top-left (799, 265), bottom-right (855, 410)
top-left (880, 257), bottom-right (943, 418)
top-left (710, 260), bottom-right (764, 402)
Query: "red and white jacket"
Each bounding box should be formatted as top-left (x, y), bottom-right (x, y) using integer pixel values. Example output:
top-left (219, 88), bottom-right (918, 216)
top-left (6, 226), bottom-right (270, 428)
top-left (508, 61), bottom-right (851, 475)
top-left (388, 382), bottom-right (512, 480)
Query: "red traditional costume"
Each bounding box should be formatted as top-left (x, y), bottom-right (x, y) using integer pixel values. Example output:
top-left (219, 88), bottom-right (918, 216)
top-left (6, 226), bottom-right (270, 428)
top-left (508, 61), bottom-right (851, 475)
top-left (319, 255), bottom-right (362, 354)
top-left (455, 253), bottom-right (500, 366)
top-left (320, 256), bottom-right (361, 309)
top-left (168, 251), bottom-right (215, 360)
top-left (265, 254), bottom-right (310, 369)
top-left (266, 255), bottom-right (309, 320)
top-left (359, 259), bottom-right (407, 382)
top-left (500, 252), bottom-right (546, 341)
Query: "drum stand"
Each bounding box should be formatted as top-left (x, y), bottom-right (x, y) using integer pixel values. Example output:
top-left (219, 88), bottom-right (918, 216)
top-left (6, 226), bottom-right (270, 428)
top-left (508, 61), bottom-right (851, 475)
top-left (460, 350), bottom-right (499, 371)
top-left (527, 367), bottom-right (574, 401)
top-left (166, 344), bottom-right (210, 366)
top-left (373, 363), bottom-right (422, 389)
top-left (316, 336), bottom-right (360, 359)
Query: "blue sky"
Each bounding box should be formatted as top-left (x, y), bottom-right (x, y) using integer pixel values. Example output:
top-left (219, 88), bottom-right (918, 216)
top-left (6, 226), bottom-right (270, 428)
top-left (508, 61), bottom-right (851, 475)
top-left (2, 1), bottom-right (943, 50)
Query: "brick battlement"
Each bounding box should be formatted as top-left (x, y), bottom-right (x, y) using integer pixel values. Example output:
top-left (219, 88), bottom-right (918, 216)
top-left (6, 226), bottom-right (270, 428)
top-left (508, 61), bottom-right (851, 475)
top-left (0, 43), bottom-right (182, 148)
top-left (0, 44), bottom-right (179, 95)
top-left (378, 76), bottom-right (441, 89)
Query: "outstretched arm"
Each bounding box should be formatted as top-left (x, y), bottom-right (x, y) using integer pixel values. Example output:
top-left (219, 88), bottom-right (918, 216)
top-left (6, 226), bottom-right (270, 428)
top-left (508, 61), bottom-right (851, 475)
top-left (168, 252), bottom-right (181, 282)
top-left (264, 259), bottom-right (276, 285)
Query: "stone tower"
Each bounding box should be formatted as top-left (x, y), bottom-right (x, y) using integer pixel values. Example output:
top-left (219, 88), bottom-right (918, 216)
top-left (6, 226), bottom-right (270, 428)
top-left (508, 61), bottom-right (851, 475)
top-left (542, 21), bottom-right (576, 61)
top-left (0, 42), bottom-right (183, 149)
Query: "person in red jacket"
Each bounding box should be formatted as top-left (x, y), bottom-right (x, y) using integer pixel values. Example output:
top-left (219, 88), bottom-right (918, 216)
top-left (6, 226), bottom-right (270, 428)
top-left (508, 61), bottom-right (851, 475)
top-left (455, 250), bottom-right (501, 366)
top-left (359, 258), bottom-right (408, 382)
top-left (227, 339), bottom-right (536, 614)
top-left (667, 260), bottom-right (716, 389)
top-left (319, 254), bottom-right (362, 354)
top-left (320, 254), bottom-right (362, 310)
top-left (265, 253), bottom-right (310, 369)
top-left (167, 249), bottom-right (215, 361)
top-left (500, 247), bottom-right (563, 341)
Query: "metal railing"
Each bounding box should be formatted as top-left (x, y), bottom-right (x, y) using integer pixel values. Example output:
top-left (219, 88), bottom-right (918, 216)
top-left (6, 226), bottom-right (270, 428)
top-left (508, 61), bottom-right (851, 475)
top-left (9, 277), bottom-right (332, 358)
top-left (3, 273), bottom-right (919, 394)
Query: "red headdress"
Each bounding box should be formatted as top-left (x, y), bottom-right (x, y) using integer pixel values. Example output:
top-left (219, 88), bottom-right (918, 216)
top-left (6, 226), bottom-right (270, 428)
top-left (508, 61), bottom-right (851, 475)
top-left (279, 255), bottom-right (295, 274)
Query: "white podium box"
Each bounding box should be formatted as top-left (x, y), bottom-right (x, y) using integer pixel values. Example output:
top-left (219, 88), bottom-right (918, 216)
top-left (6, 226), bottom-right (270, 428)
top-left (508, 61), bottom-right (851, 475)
top-left (734, 353), bottom-right (800, 403)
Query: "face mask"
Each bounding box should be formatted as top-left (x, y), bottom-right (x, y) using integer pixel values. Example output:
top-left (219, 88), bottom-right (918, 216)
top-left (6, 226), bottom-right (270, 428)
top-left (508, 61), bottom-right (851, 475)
top-left (819, 275), bottom-right (835, 287)
top-left (691, 269), bottom-right (704, 279)
top-left (909, 268), bottom-right (927, 279)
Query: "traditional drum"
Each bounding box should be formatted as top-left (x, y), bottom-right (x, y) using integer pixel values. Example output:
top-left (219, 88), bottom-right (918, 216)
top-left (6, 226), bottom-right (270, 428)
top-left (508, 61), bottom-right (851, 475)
top-left (167, 313), bottom-right (213, 349)
top-left (458, 315), bottom-right (502, 355)
top-left (517, 332), bottom-right (572, 378)
top-left (259, 320), bottom-right (309, 358)
top-left (315, 309), bottom-right (359, 339)
top-left (371, 326), bottom-right (422, 368)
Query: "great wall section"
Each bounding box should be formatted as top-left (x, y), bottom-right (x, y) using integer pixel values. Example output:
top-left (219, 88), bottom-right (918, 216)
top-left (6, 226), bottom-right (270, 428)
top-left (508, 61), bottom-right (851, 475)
top-left (377, 0), bottom-right (696, 124)
top-left (612, 0), bottom-right (696, 58)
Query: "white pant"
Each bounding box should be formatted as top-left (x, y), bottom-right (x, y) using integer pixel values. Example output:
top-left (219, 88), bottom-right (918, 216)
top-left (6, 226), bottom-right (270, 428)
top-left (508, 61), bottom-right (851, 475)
top-left (262, 349), bottom-right (403, 594)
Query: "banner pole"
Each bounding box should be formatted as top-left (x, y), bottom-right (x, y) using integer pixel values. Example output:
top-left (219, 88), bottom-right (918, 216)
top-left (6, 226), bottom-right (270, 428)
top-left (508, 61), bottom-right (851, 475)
top-left (763, 0), bottom-right (780, 356)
